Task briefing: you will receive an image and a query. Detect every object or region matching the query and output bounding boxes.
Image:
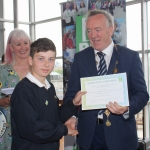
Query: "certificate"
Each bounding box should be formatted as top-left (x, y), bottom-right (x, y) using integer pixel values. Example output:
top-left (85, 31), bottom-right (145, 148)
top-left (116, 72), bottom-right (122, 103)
top-left (81, 73), bottom-right (129, 110)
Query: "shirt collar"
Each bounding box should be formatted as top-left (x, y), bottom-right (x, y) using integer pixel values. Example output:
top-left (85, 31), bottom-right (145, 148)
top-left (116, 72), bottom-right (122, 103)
top-left (94, 41), bottom-right (114, 57)
top-left (26, 72), bottom-right (50, 90)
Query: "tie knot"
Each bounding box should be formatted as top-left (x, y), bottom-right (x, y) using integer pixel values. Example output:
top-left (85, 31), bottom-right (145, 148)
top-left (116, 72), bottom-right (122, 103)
top-left (97, 52), bottom-right (105, 58)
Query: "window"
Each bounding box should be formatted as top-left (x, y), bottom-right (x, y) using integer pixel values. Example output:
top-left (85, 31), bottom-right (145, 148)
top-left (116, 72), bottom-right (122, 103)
top-left (35, 20), bottom-right (62, 57)
top-left (4, 22), bottom-right (14, 50)
top-left (18, 0), bottom-right (29, 22)
top-left (50, 59), bottom-right (63, 100)
top-left (126, 3), bottom-right (141, 50)
top-left (35, 0), bottom-right (65, 21)
top-left (18, 24), bottom-right (29, 36)
top-left (3, 0), bottom-right (13, 20)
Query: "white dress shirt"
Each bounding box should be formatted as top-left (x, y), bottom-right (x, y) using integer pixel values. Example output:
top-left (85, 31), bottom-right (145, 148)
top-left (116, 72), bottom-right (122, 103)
top-left (94, 41), bottom-right (114, 71)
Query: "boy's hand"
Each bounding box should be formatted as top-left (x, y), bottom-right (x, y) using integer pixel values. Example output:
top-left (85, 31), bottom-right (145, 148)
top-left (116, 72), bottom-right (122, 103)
top-left (65, 117), bottom-right (77, 129)
top-left (73, 91), bottom-right (86, 106)
top-left (66, 124), bottom-right (78, 136)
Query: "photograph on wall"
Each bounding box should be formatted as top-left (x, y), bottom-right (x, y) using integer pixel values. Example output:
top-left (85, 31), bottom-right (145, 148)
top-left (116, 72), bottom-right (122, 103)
top-left (62, 2), bottom-right (74, 26)
top-left (62, 25), bottom-right (76, 93)
top-left (76, 0), bottom-right (89, 16)
top-left (88, 0), bottom-right (126, 46)
top-left (61, 0), bottom-right (89, 26)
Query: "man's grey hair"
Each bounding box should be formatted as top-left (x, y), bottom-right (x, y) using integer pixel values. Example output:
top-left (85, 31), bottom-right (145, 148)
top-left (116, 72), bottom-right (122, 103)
top-left (86, 9), bottom-right (114, 28)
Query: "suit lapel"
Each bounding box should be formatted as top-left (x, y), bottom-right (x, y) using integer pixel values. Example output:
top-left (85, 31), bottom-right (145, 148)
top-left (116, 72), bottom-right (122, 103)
top-left (107, 44), bottom-right (120, 75)
top-left (86, 47), bottom-right (98, 76)
top-left (84, 45), bottom-right (120, 76)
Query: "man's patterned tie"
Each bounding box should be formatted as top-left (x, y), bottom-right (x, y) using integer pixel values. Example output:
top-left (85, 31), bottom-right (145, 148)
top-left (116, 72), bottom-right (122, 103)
top-left (97, 52), bottom-right (107, 116)
top-left (97, 52), bottom-right (107, 76)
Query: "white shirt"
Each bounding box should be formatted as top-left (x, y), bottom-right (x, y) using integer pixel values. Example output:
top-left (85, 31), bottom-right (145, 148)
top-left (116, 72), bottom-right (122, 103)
top-left (63, 9), bottom-right (72, 23)
top-left (94, 41), bottom-right (114, 71)
top-left (26, 72), bottom-right (50, 90)
top-left (78, 7), bottom-right (87, 16)
top-left (71, 9), bottom-right (78, 22)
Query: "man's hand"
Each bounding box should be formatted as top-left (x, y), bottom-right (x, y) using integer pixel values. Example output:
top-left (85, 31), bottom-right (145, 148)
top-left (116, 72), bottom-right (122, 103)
top-left (65, 117), bottom-right (77, 130)
top-left (106, 102), bottom-right (128, 114)
top-left (73, 91), bottom-right (86, 106)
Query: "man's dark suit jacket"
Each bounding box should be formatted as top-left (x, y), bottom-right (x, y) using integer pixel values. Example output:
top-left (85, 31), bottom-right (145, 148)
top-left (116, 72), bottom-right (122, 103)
top-left (64, 45), bottom-right (149, 150)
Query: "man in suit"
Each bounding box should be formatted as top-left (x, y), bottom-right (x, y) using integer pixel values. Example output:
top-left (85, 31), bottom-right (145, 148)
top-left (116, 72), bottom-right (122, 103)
top-left (64, 9), bottom-right (149, 150)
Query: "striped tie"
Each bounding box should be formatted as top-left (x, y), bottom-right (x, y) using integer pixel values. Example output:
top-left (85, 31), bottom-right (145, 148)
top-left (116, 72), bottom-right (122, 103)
top-left (97, 52), bottom-right (107, 76)
top-left (97, 52), bottom-right (107, 117)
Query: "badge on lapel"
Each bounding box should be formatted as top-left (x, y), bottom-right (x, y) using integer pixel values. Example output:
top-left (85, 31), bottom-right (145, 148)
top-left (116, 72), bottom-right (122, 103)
top-left (45, 100), bottom-right (48, 105)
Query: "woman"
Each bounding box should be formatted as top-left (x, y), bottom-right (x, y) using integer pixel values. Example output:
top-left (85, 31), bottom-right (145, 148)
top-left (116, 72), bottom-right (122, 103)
top-left (66, 33), bottom-right (74, 49)
top-left (92, 2), bottom-right (96, 9)
top-left (62, 2), bottom-right (72, 24)
top-left (0, 29), bottom-right (30, 150)
top-left (71, 2), bottom-right (78, 23)
top-left (78, 1), bottom-right (87, 16)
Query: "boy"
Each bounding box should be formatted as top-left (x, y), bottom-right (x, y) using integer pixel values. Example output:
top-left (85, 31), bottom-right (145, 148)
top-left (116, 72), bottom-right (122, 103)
top-left (10, 38), bottom-right (86, 150)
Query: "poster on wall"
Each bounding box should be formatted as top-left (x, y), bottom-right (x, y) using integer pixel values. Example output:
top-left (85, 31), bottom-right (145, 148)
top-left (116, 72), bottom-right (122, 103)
top-left (61, 0), bottom-right (89, 92)
top-left (76, 0), bottom-right (127, 52)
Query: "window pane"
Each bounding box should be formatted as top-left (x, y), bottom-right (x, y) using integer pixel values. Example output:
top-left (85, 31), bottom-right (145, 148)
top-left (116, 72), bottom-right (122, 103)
top-left (148, 1), bottom-right (150, 50)
top-left (126, 4), bottom-right (141, 50)
top-left (18, 24), bottom-right (30, 37)
top-left (18, 0), bottom-right (29, 22)
top-left (50, 59), bottom-right (63, 100)
top-left (4, 0), bottom-right (13, 20)
top-left (4, 23), bottom-right (14, 50)
top-left (35, 0), bottom-right (65, 21)
top-left (36, 20), bottom-right (62, 57)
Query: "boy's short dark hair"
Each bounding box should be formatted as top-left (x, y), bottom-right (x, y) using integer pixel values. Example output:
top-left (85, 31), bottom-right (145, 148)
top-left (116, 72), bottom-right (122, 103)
top-left (30, 38), bottom-right (56, 58)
